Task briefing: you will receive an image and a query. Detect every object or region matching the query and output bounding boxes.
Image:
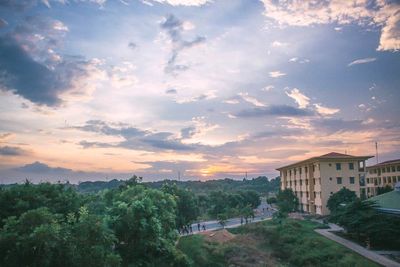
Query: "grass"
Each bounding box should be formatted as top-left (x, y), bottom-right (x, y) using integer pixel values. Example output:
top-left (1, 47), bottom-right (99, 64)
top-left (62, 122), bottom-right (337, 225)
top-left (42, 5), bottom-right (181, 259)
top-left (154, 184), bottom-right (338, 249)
top-left (177, 219), bottom-right (381, 267)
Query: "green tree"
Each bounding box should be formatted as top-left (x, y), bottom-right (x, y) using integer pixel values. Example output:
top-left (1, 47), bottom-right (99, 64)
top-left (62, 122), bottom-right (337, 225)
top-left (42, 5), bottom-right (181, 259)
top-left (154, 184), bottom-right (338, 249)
top-left (109, 185), bottom-right (188, 266)
top-left (162, 183), bottom-right (199, 229)
top-left (326, 188), bottom-right (357, 214)
top-left (376, 185), bottom-right (393, 195)
top-left (276, 189), bottom-right (298, 213)
top-left (217, 213), bottom-right (228, 228)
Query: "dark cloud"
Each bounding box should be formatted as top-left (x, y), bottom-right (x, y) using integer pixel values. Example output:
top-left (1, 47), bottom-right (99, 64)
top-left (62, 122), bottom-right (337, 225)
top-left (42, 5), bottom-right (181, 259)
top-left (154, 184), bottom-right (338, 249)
top-left (0, 146), bottom-right (27, 156)
top-left (160, 14), bottom-right (206, 75)
top-left (128, 42), bottom-right (137, 49)
top-left (0, 16), bottom-right (102, 106)
top-left (0, 18), bottom-right (8, 28)
top-left (16, 161), bottom-right (72, 174)
top-left (235, 105), bottom-right (314, 118)
top-left (180, 126), bottom-right (196, 139)
top-left (312, 118), bottom-right (365, 133)
top-left (165, 88), bottom-right (177, 94)
top-left (75, 120), bottom-right (197, 151)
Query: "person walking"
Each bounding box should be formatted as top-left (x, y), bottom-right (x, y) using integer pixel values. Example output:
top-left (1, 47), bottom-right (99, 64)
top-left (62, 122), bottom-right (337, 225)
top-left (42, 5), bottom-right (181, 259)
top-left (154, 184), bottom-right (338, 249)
top-left (202, 224), bottom-right (206, 231)
top-left (197, 222), bottom-right (201, 232)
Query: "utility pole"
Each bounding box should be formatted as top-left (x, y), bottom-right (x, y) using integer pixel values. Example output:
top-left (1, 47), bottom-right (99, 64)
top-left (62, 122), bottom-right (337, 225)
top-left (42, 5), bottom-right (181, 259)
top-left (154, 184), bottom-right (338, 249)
top-left (375, 142), bottom-right (379, 164)
top-left (178, 171), bottom-right (181, 182)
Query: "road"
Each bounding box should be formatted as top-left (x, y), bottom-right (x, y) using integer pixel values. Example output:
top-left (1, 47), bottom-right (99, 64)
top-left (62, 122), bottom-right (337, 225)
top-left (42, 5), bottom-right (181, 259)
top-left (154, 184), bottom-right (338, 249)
top-left (181, 199), bottom-right (275, 235)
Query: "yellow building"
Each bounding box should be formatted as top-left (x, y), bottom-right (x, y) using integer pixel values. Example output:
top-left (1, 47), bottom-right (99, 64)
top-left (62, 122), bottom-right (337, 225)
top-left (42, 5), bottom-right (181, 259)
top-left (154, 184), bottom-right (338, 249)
top-left (277, 152), bottom-right (373, 215)
top-left (366, 159), bottom-right (400, 198)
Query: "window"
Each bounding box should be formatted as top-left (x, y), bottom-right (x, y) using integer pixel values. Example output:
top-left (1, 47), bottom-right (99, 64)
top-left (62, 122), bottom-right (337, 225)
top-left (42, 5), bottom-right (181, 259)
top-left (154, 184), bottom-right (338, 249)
top-left (397, 166), bottom-right (400, 172)
top-left (305, 179), bottom-right (309, 185)
top-left (329, 163), bottom-right (332, 167)
top-left (388, 177), bottom-right (392, 183)
top-left (349, 177), bottom-right (355, 184)
top-left (294, 169), bottom-right (297, 175)
top-left (299, 168), bottom-right (302, 174)
top-left (337, 177), bottom-right (342, 184)
top-left (312, 165), bottom-right (315, 172)
top-left (314, 192), bottom-right (316, 198)
top-left (386, 167), bottom-right (390, 173)
top-left (300, 180), bottom-right (303, 186)
top-left (383, 177), bottom-right (387, 183)
top-left (349, 163), bottom-right (354, 170)
top-left (305, 167), bottom-right (308, 173)
top-left (382, 168), bottom-right (385, 173)
top-left (392, 166), bottom-right (396, 172)
top-left (336, 163), bottom-right (341, 170)
top-left (329, 177), bottom-right (332, 181)
top-left (378, 169), bottom-right (381, 176)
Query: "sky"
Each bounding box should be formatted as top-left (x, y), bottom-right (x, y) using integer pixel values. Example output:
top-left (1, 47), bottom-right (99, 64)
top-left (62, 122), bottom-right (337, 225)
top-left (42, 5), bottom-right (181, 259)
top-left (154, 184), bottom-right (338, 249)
top-left (0, 0), bottom-right (399, 184)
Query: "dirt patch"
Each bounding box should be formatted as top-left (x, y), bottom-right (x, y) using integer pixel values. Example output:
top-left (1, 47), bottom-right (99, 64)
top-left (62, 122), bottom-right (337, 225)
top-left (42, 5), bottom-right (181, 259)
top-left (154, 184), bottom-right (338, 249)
top-left (201, 229), bottom-right (235, 244)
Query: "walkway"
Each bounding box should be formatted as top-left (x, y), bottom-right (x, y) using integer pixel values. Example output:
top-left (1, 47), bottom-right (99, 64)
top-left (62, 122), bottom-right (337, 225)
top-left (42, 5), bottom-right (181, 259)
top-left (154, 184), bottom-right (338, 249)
top-left (315, 224), bottom-right (400, 267)
top-left (181, 200), bottom-right (274, 235)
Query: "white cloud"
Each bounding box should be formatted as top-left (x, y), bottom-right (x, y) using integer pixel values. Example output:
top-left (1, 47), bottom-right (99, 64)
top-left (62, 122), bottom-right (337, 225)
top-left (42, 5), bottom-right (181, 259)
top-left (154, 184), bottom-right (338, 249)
top-left (271, 41), bottom-right (289, 47)
top-left (289, 57), bottom-right (310, 63)
top-left (269, 71), bottom-right (286, 78)
top-left (238, 92), bottom-right (265, 107)
top-left (348, 57), bottom-right (377, 66)
top-left (223, 98), bottom-right (239, 104)
top-left (152, 0), bottom-right (212, 6)
top-left (285, 88), bottom-right (310, 108)
top-left (262, 85), bottom-right (274, 92)
top-left (260, 0), bottom-right (400, 52)
top-left (314, 103), bottom-right (340, 115)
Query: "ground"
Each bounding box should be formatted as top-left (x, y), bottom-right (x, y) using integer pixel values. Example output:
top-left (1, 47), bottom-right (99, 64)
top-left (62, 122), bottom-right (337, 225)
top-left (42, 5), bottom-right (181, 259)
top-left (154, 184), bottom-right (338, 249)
top-left (177, 219), bottom-right (380, 267)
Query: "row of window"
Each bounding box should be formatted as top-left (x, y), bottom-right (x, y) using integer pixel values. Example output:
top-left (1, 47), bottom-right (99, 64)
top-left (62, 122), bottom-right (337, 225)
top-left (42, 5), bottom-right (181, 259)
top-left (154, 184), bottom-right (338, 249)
top-left (332, 162), bottom-right (354, 170)
top-left (368, 165), bottom-right (400, 175)
top-left (286, 164), bottom-right (318, 177)
top-left (329, 176), bottom-right (356, 185)
top-left (366, 176), bottom-right (399, 185)
top-left (293, 191), bottom-right (322, 199)
top-left (285, 178), bottom-right (321, 187)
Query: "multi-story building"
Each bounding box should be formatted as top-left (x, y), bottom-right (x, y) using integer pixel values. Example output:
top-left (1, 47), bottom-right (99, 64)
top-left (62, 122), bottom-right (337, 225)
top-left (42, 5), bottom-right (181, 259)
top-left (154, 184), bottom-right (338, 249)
top-left (277, 152), bottom-right (373, 215)
top-left (365, 159), bottom-right (400, 198)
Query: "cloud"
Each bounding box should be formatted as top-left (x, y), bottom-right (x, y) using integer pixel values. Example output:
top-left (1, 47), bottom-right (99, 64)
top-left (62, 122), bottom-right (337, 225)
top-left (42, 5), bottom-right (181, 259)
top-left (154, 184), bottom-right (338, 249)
top-left (128, 42), bottom-right (137, 50)
top-left (16, 161), bottom-right (71, 174)
top-left (223, 98), bottom-right (240, 104)
top-left (269, 71), bottom-right (286, 78)
top-left (271, 41), bottom-right (289, 47)
top-left (235, 105), bottom-right (313, 118)
top-left (150, 0), bottom-right (212, 6)
top-left (348, 57), bottom-right (377, 66)
top-left (0, 18), bottom-right (8, 28)
top-left (285, 88), bottom-right (310, 108)
top-left (165, 88), bottom-right (177, 94)
top-left (260, 0), bottom-right (400, 52)
top-left (289, 57), bottom-right (310, 63)
top-left (238, 92), bottom-right (265, 107)
top-left (174, 90), bottom-right (216, 103)
top-left (0, 17), bottom-right (105, 106)
top-left (262, 85), bottom-right (274, 92)
top-left (160, 14), bottom-right (206, 75)
top-left (314, 103), bottom-right (340, 115)
top-left (75, 120), bottom-right (198, 152)
top-left (0, 146), bottom-right (27, 156)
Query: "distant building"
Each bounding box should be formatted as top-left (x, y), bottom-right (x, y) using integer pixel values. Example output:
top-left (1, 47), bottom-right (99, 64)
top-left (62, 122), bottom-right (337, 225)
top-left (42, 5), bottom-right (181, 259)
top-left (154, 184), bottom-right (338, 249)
top-left (277, 152), bottom-right (373, 216)
top-left (365, 159), bottom-right (400, 198)
top-left (367, 182), bottom-right (400, 216)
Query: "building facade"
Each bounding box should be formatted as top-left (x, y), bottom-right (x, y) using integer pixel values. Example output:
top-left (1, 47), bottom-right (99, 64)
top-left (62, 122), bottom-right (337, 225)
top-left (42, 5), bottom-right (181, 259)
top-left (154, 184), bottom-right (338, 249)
top-left (365, 159), bottom-right (400, 198)
top-left (277, 152), bottom-right (372, 215)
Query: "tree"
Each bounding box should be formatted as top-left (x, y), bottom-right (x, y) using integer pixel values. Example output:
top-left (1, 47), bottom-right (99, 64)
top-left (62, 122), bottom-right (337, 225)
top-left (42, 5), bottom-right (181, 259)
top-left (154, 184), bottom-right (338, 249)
top-left (276, 189), bottom-right (298, 213)
top-left (109, 185), bottom-right (187, 266)
top-left (217, 213), bottom-right (228, 228)
top-left (326, 188), bottom-right (357, 214)
top-left (162, 183), bottom-right (199, 229)
top-left (267, 197), bottom-right (277, 204)
top-left (376, 185), bottom-right (393, 195)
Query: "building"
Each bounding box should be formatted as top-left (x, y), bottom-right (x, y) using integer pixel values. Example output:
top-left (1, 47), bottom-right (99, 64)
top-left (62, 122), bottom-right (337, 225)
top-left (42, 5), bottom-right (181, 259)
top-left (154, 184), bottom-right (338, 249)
top-left (365, 159), bottom-right (400, 198)
top-left (367, 182), bottom-right (400, 216)
top-left (277, 152), bottom-right (373, 215)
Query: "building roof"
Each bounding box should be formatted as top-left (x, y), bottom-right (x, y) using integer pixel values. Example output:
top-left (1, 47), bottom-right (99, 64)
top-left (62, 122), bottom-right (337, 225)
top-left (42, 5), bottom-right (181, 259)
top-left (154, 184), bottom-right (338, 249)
top-left (368, 189), bottom-right (400, 211)
top-left (276, 152), bottom-right (373, 170)
top-left (366, 159), bottom-right (400, 169)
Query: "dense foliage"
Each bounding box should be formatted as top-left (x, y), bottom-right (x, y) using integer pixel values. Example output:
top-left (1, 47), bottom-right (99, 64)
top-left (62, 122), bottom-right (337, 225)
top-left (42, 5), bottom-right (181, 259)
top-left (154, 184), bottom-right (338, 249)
top-left (0, 181), bottom-right (188, 267)
top-left (0, 177), bottom-right (266, 266)
top-left (178, 219), bottom-right (378, 267)
top-left (75, 176), bottom-right (280, 195)
top-left (326, 187), bottom-right (357, 214)
top-left (328, 196), bottom-right (400, 249)
top-left (276, 188), bottom-right (298, 213)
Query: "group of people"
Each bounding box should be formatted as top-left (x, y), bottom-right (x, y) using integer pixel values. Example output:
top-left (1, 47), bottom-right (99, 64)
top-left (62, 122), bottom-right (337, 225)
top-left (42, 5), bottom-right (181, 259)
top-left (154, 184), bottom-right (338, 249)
top-left (178, 223), bottom-right (207, 235)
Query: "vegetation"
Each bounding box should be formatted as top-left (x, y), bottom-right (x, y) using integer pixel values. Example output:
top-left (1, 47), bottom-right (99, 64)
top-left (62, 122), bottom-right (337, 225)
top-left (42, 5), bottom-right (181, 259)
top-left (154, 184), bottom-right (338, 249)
top-left (326, 187), bottom-right (357, 214)
top-left (178, 219), bottom-right (379, 267)
top-left (74, 176), bottom-right (280, 195)
top-left (276, 188), bottom-right (298, 213)
top-left (376, 185), bottom-right (393, 195)
top-left (328, 192), bottom-right (400, 249)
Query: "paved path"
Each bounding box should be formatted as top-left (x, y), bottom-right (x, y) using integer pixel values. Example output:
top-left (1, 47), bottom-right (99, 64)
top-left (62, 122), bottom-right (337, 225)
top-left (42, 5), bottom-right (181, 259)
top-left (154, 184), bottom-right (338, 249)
top-left (181, 200), bottom-right (275, 235)
top-left (315, 224), bottom-right (400, 267)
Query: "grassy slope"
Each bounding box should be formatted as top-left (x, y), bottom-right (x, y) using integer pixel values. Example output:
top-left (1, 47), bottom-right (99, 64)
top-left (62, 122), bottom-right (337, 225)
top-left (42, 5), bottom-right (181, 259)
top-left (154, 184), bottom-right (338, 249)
top-left (178, 219), bottom-right (380, 267)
